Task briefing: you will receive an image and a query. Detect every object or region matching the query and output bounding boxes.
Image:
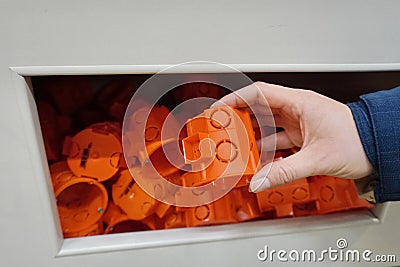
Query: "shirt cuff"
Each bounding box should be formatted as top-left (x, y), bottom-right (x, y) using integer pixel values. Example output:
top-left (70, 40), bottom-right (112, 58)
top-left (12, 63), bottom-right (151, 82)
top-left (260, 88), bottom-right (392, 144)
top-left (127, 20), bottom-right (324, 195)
top-left (347, 87), bottom-right (400, 203)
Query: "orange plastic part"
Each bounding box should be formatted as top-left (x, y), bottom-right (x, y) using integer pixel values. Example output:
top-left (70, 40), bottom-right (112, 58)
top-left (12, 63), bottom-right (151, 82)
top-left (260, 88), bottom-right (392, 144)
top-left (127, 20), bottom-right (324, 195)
top-left (231, 187), bottom-right (263, 222)
top-left (256, 178), bottom-right (312, 218)
top-left (112, 170), bottom-right (161, 221)
top-left (124, 105), bottom-right (182, 174)
top-left (50, 161), bottom-right (108, 234)
top-left (37, 101), bottom-right (62, 161)
top-left (182, 106), bottom-right (259, 187)
top-left (184, 192), bottom-right (237, 227)
top-left (126, 105), bottom-right (178, 148)
top-left (96, 78), bottom-right (139, 119)
top-left (63, 222), bottom-right (104, 238)
top-left (173, 82), bottom-right (227, 103)
top-left (64, 122), bottom-right (122, 181)
top-left (103, 201), bottom-right (153, 234)
top-left (308, 176), bottom-right (374, 214)
top-left (163, 209), bottom-right (187, 229)
top-left (142, 139), bottom-right (184, 178)
top-left (37, 102), bottom-right (74, 162)
top-left (34, 76), bottom-right (94, 115)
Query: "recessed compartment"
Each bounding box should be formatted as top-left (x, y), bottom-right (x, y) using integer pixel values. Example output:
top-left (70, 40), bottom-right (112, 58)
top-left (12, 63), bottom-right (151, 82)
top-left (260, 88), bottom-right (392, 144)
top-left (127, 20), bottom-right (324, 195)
top-left (22, 67), bottom-right (400, 256)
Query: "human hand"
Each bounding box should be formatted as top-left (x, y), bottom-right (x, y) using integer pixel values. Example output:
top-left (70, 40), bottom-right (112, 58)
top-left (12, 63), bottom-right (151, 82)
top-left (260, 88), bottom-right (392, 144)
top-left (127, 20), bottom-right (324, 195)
top-left (211, 82), bottom-right (374, 193)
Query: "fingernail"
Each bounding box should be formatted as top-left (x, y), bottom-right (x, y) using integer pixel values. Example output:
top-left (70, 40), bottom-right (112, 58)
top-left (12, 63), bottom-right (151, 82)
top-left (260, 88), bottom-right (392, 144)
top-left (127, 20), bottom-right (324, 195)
top-left (249, 175), bottom-right (271, 193)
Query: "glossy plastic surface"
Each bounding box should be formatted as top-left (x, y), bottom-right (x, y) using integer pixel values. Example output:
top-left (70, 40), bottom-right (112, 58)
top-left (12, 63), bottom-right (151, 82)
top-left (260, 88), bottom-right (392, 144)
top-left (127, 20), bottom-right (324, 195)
top-left (182, 106), bottom-right (259, 187)
top-left (64, 122), bottom-right (122, 181)
top-left (50, 162), bottom-right (108, 234)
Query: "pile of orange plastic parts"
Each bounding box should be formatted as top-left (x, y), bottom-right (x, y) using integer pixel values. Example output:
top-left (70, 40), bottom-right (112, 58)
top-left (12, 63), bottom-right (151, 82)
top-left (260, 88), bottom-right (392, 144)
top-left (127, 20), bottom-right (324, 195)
top-left (36, 78), bottom-right (373, 238)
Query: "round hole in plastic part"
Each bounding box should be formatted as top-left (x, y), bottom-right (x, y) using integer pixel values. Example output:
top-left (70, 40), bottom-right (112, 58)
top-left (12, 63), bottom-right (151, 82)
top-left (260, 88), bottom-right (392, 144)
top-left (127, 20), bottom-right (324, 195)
top-left (56, 179), bottom-right (108, 233)
top-left (292, 187), bottom-right (308, 200)
top-left (216, 140), bottom-right (238, 163)
top-left (210, 109), bottom-right (231, 129)
top-left (195, 205), bottom-right (210, 221)
top-left (108, 220), bottom-right (150, 234)
top-left (320, 185), bottom-right (335, 202)
top-left (268, 191), bottom-right (284, 204)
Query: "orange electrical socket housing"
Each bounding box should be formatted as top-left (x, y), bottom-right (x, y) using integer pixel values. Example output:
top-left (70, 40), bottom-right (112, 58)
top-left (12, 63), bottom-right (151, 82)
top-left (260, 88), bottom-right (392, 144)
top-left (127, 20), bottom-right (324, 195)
top-left (37, 101), bottom-right (62, 161)
top-left (182, 186), bottom-right (263, 227)
top-left (184, 192), bottom-right (237, 227)
top-left (124, 105), bottom-right (183, 174)
top-left (255, 175), bottom-right (373, 218)
top-left (260, 150), bottom-right (373, 218)
top-left (35, 76), bottom-right (375, 238)
top-left (37, 101), bottom-right (73, 162)
top-left (34, 76), bottom-right (94, 115)
top-left (126, 105), bottom-right (178, 150)
top-left (256, 178), bottom-right (312, 218)
top-left (103, 201), bottom-right (154, 234)
top-left (308, 176), bottom-right (374, 214)
top-left (63, 222), bottom-right (104, 238)
top-left (96, 77), bottom-right (140, 121)
top-left (64, 122), bottom-right (122, 181)
top-left (163, 209), bottom-right (187, 229)
top-left (174, 82), bottom-right (227, 102)
top-left (182, 106), bottom-right (259, 187)
top-left (50, 161), bottom-right (108, 234)
top-left (231, 187), bottom-right (263, 222)
top-left (112, 170), bottom-right (163, 221)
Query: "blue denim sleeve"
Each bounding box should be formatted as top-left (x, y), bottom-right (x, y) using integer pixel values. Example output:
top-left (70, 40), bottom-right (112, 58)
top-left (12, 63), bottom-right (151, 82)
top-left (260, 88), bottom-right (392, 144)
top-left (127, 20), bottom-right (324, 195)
top-left (347, 86), bottom-right (400, 203)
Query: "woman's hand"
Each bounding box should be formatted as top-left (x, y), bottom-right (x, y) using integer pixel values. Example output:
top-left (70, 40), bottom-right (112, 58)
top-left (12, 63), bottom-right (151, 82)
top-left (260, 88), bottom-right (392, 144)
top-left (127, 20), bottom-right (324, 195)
top-left (212, 82), bottom-right (374, 193)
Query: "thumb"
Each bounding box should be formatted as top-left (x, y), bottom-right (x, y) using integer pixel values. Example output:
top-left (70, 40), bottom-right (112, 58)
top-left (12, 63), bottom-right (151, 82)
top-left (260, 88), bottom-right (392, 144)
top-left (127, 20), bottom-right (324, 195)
top-left (249, 150), bottom-right (315, 193)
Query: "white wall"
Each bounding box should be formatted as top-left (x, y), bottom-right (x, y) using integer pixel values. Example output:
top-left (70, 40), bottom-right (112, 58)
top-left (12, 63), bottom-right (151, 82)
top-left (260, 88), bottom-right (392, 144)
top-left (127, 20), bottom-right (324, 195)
top-left (1, 1), bottom-right (399, 266)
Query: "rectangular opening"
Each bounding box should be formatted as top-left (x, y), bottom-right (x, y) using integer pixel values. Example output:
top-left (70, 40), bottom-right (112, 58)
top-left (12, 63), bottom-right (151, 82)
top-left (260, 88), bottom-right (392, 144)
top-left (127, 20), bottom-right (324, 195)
top-left (16, 66), bottom-right (399, 256)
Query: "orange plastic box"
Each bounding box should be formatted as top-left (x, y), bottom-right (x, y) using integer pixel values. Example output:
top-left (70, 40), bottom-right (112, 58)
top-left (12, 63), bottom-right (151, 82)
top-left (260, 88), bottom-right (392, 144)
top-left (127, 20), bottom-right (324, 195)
top-left (173, 82), bottom-right (227, 103)
top-left (308, 175), bottom-right (374, 214)
top-left (126, 105), bottom-right (179, 151)
top-left (182, 106), bottom-right (259, 187)
top-left (256, 178), bottom-right (312, 218)
top-left (184, 192), bottom-right (237, 227)
top-left (63, 222), bottom-right (104, 238)
top-left (231, 187), bottom-right (263, 222)
top-left (96, 77), bottom-right (141, 121)
top-left (50, 161), bottom-right (108, 235)
top-left (64, 122), bottom-right (122, 181)
top-left (124, 105), bottom-right (183, 173)
top-left (103, 201), bottom-right (155, 234)
top-left (112, 169), bottom-right (164, 221)
top-left (163, 209), bottom-right (187, 229)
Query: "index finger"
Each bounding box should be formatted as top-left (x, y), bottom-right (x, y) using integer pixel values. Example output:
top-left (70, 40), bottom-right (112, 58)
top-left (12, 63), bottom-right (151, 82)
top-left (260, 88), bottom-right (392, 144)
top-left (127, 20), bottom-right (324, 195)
top-left (211, 82), bottom-right (297, 110)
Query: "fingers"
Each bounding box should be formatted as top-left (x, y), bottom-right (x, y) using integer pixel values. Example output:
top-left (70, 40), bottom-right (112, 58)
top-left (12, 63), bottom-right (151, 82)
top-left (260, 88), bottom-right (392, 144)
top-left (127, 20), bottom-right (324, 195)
top-left (250, 115), bottom-right (276, 128)
top-left (257, 131), bottom-right (295, 152)
top-left (211, 82), bottom-right (298, 110)
top-left (211, 83), bottom-right (265, 108)
top-left (249, 149), bottom-right (316, 192)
